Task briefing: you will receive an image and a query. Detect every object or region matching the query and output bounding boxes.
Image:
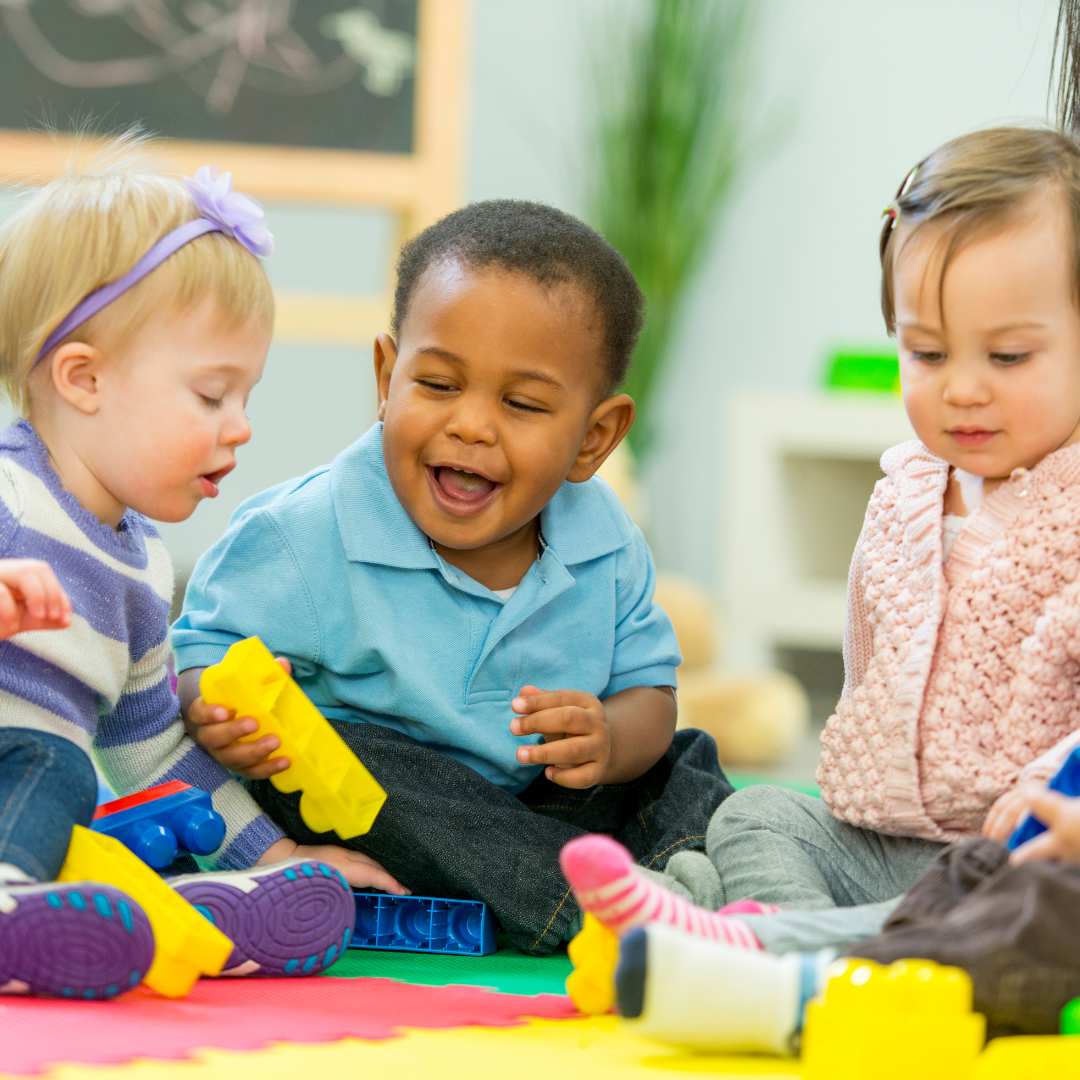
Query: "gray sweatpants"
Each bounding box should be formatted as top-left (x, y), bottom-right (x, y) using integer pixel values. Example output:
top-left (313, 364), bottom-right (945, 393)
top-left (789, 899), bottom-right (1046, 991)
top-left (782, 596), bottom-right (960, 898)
top-left (654, 785), bottom-right (947, 954)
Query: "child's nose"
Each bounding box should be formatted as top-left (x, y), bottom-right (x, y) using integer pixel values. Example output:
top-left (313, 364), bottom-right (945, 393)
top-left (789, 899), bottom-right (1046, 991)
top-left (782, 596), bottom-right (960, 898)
top-left (445, 400), bottom-right (497, 444)
top-left (942, 361), bottom-right (991, 407)
top-left (223, 409), bottom-right (252, 447)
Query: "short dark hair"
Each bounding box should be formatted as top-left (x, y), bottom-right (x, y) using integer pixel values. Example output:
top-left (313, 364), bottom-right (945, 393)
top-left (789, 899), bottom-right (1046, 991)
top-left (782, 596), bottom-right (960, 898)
top-left (391, 199), bottom-right (644, 393)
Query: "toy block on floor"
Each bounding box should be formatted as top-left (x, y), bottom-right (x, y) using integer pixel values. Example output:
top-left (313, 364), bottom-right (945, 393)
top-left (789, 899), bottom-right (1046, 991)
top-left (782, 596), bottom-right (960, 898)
top-left (200, 637), bottom-right (386, 839)
top-left (1008, 745), bottom-right (1080, 850)
top-left (801, 957), bottom-right (985, 1080)
top-left (58, 825), bottom-right (233, 998)
top-left (565, 912), bottom-right (618, 1014)
top-left (351, 892), bottom-right (497, 955)
top-left (93, 780), bottom-right (225, 869)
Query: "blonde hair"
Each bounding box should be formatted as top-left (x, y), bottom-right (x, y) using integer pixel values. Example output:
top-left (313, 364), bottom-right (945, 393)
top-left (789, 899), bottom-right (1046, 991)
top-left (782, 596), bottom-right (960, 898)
top-left (0, 133), bottom-right (275, 413)
top-left (879, 126), bottom-right (1080, 334)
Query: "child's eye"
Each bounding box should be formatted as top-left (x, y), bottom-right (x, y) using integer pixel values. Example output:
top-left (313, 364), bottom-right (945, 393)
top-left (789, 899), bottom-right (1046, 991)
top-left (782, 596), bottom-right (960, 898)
top-left (990, 352), bottom-right (1031, 366)
top-left (417, 380), bottom-right (455, 393)
top-left (910, 351), bottom-right (945, 363)
top-left (199, 394), bottom-right (224, 409)
top-left (505, 399), bottom-right (545, 414)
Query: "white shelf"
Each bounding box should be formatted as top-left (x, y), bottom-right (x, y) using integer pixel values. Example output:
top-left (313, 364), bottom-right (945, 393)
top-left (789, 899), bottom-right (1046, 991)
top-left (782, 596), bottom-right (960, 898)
top-left (724, 390), bottom-right (915, 670)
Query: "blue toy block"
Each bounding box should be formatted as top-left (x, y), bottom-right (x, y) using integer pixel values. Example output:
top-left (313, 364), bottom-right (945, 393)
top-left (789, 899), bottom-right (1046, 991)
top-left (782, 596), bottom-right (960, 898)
top-left (350, 892), bottom-right (497, 956)
top-left (92, 780), bottom-right (226, 870)
top-left (1008, 745), bottom-right (1080, 850)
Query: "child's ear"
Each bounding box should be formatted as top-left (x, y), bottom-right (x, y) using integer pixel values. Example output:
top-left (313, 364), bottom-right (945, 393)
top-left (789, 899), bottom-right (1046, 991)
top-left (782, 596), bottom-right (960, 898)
top-left (48, 341), bottom-right (105, 416)
top-left (567, 393), bottom-right (635, 483)
top-left (373, 333), bottom-right (398, 422)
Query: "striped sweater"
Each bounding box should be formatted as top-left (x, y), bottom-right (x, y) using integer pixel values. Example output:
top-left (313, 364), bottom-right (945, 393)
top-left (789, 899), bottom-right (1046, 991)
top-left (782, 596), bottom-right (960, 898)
top-left (0, 420), bottom-right (283, 869)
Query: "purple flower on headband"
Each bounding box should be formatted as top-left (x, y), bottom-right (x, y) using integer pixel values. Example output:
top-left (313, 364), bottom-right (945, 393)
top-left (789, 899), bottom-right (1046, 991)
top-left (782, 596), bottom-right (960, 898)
top-left (183, 165), bottom-right (274, 257)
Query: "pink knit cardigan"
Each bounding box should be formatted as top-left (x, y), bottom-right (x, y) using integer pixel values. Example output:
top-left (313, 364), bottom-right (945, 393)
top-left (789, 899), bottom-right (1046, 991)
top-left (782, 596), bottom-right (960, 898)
top-left (817, 439), bottom-right (1080, 841)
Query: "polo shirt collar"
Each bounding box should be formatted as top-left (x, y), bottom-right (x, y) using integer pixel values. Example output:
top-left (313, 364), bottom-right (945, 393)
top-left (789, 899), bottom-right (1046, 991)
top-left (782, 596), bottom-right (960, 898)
top-left (331, 422), bottom-right (633, 569)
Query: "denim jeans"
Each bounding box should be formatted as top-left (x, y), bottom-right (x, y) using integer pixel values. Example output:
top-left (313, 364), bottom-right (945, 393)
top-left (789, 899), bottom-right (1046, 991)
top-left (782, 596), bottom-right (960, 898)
top-left (246, 724), bottom-right (733, 955)
top-left (855, 837), bottom-right (1080, 1037)
top-left (705, 785), bottom-right (945, 908)
top-left (0, 728), bottom-right (97, 881)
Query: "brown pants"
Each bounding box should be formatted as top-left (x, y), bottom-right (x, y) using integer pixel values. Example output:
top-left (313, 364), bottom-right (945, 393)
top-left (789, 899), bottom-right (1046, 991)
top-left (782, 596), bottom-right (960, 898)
top-left (854, 837), bottom-right (1080, 1037)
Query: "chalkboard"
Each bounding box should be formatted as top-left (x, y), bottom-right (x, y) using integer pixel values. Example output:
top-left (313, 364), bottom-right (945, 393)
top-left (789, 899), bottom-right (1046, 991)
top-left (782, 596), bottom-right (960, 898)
top-left (0, 0), bottom-right (417, 153)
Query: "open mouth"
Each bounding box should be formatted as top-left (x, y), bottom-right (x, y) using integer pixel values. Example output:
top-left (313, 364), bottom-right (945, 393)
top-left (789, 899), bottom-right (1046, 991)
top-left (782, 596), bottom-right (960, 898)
top-left (427, 465), bottom-right (502, 514)
top-left (198, 463), bottom-right (235, 499)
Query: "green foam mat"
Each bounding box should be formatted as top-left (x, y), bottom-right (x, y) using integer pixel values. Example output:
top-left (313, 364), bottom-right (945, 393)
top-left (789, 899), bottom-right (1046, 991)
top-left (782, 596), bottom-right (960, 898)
top-left (323, 944), bottom-right (573, 996)
top-left (727, 772), bottom-right (820, 797)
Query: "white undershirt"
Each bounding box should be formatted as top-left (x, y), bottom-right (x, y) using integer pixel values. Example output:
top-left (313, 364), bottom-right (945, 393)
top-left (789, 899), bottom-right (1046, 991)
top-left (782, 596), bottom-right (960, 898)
top-left (942, 468), bottom-right (984, 562)
top-left (942, 514), bottom-right (967, 562)
top-left (492, 586), bottom-right (517, 601)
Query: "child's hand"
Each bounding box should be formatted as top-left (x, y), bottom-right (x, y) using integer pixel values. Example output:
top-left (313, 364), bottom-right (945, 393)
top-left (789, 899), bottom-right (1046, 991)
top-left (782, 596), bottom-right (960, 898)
top-left (257, 837), bottom-right (410, 893)
top-left (1010, 787), bottom-right (1080, 865)
top-left (510, 685), bottom-right (611, 789)
top-left (982, 786), bottom-right (1033, 841)
top-left (0, 559), bottom-right (72, 639)
top-left (182, 657), bottom-right (291, 779)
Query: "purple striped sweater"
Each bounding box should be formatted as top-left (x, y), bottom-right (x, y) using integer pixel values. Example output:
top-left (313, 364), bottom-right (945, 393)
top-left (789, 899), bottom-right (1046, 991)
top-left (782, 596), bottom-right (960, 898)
top-left (0, 421), bottom-right (283, 869)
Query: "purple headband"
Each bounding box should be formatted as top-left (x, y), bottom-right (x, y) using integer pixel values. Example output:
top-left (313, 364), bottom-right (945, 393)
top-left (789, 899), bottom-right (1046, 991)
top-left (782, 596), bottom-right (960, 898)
top-left (36, 165), bottom-right (273, 363)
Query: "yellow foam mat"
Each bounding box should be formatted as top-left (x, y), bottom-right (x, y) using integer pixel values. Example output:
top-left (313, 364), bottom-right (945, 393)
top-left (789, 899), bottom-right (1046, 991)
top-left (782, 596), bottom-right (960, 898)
top-left (25, 1016), bottom-right (803, 1080)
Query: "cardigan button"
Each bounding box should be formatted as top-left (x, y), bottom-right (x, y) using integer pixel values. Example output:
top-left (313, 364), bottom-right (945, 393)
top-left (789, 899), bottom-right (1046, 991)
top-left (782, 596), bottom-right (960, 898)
top-left (1009, 466), bottom-right (1030, 496)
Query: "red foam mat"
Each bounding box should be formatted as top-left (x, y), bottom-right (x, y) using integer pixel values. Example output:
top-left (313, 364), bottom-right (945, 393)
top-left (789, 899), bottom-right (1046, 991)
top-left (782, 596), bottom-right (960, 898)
top-left (0, 976), bottom-right (579, 1075)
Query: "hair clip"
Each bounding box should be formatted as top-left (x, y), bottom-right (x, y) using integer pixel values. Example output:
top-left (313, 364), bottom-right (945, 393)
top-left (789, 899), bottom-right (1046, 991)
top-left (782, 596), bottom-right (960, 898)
top-left (183, 165), bottom-right (273, 258)
top-left (882, 205), bottom-right (898, 222)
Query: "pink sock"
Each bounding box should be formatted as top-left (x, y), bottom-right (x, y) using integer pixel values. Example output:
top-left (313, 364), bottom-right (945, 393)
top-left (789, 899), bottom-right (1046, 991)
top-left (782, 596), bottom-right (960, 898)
top-left (559, 835), bottom-right (762, 950)
top-left (719, 899), bottom-right (783, 916)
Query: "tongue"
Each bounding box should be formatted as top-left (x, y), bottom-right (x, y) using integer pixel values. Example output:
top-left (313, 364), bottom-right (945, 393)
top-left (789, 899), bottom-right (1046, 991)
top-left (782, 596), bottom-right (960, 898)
top-left (438, 468), bottom-right (496, 501)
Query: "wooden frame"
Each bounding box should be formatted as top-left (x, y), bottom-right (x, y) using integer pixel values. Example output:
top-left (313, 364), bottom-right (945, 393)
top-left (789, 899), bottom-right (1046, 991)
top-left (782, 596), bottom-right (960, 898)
top-left (0, 0), bottom-right (469, 346)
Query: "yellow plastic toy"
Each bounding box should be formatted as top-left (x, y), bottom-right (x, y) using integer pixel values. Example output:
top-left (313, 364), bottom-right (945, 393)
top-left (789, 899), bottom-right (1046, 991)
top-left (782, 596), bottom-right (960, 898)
top-left (566, 912), bottom-right (619, 1015)
top-left (58, 825), bottom-right (233, 998)
top-left (801, 957), bottom-right (987, 1080)
top-left (200, 636), bottom-right (387, 839)
top-left (974, 1035), bottom-right (1080, 1080)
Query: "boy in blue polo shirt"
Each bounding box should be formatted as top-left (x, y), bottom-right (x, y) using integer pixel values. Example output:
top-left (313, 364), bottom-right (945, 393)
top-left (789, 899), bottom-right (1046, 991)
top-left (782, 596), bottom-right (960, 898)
top-left (172, 200), bottom-right (733, 954)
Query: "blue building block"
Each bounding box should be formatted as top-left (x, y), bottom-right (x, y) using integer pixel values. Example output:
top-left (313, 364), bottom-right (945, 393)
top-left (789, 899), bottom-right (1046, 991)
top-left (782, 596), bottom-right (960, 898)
top-left (92, 780), bottom-right (226, 870)
top-left (1008, 745), bottom-right (1080, 850)
top-left (350, 892), bottom-right (497, 955)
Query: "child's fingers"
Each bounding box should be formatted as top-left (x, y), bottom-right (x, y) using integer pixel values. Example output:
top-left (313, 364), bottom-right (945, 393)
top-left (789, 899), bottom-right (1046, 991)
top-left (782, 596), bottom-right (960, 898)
top-left (211, 737), bottom-right (285, 769)
top-left (195, 718), bottom-right (270, 750)
top-left (234, 756), bottom-right (291, 780)
top-left (1009, 829), bottom-right (1062, 865)
top-left (517, 733), bottom-right (597, 767)
top-left (547, 762), bottom-right (602, 789)
top-left (188, 698), bottom-right (236, 727)
top-left (511, 706), bottom-right (592, 738)
top-left (512, 687), bottom-right (593, 715)
top-left (1026, 788), bottom-right (1070, 827)
top-left (0, 583), bottom-right (18, 637)
top-left (275, 656), bottom-right (292, 676)
top-left (8, 562), bottom-right (48, 620)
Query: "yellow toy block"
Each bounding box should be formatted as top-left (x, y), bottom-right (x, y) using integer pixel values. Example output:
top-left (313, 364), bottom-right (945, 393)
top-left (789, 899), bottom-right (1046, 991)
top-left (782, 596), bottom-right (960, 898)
top-left (801, 957), bottom-right (986, 1080)
top-left (58, 825), bottom-right (233, 998)
top-left (200, 636), bottom-right (387, 839)
top-left (566, 913), bottom-right (619, 1015)
top-left (974, 1035), bottom-right (1080, 1080)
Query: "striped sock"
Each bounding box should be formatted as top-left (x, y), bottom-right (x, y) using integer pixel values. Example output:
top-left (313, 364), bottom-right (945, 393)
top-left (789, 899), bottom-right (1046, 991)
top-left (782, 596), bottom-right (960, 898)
top-left (560, 835), bottom-right (762, 950)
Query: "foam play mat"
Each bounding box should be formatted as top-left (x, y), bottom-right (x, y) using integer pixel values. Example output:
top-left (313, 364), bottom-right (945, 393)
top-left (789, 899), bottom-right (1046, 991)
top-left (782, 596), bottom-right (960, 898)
top-left (0, 945), bottom-right (804, 1079)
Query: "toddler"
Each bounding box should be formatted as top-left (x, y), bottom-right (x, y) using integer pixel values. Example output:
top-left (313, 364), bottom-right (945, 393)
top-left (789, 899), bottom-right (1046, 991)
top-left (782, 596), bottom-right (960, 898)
top-left (561, 121), bottom-right (1080, 1031)
top-left (0, 138), bottom-right (403, 998)
top-left (172, 199), bottom-right (734, 954)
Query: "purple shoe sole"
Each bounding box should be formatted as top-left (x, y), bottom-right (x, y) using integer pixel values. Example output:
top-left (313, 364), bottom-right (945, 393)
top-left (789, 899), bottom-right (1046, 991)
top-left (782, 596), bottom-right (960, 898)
top-left (171, 861), bottom-right (353, 976)
top-left (0, 882), bottom-right (155, 999)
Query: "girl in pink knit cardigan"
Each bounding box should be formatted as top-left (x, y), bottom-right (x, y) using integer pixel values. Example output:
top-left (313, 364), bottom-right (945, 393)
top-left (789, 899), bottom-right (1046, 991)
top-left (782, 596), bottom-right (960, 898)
top-left (560, 123), bottom-right (1080, 974)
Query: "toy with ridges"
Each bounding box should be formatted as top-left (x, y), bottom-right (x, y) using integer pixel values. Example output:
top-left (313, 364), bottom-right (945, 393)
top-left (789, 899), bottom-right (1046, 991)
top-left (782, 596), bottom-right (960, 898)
top-left (801, 957), bottom-right (985, 1080)
top-left (200, 637), bottom-right (387, 839)
top-left (565, 912), bottom-right (618, 1014)
top-left (58, 825), bottom-right (233, 998)
top-left (92, 780), bottom-right (225, 869)
top-left (351, 892), bottom-right (497, 955)
top-left (1008, 745), bottom-right (1080, 850)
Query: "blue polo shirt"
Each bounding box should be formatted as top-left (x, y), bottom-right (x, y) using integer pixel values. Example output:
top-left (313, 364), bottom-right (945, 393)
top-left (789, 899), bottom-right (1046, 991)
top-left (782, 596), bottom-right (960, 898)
top-left (171, 423), bottom-right (680, 793)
